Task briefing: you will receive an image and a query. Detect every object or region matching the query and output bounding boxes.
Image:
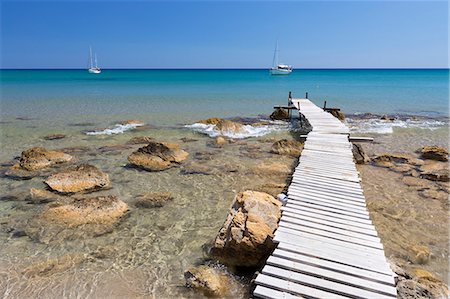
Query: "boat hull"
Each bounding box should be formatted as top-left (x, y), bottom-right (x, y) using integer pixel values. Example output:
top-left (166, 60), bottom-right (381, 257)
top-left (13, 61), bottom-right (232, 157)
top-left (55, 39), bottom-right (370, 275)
top-left (270, 68), bottom-right (292, 75)
top-left (88, 68), bottom-right (101, 74)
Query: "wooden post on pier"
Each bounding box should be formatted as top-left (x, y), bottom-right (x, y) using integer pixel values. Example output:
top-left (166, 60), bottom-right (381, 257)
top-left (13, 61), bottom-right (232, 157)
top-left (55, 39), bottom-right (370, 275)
top-left (288, 91), bottom-right (293, 119)
top-left (305, 92), bottom-right (308, 99)
top-left (323, 100), bottom-right (327, 109)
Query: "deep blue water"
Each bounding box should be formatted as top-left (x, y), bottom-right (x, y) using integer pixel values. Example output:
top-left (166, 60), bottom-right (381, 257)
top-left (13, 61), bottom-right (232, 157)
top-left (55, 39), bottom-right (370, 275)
top-left (1, 69), bottom-right (448, 125)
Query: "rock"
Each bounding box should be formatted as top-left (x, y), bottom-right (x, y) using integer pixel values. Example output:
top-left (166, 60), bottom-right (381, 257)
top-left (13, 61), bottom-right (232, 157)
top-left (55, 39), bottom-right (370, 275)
top-left (180, 137), bottom-right (198, 143)
top-left (214, 119), bottom-right (244, 136)
top-left (256, 182), bottom-right (286, 197)
top-left (43, 134), bottom-right (66, 140)
top-left (214, 136), bottom-right (227, 146)
top-left (44, 164), bottom-right (111, 193)
top-left (39, 195), bottom-right (128, 226)
top-left (210, 191), bottom-right (282, 267)
top-left (19, 147), bottom-right (73, 171)
top-left (419, 189), bottom-right (448, 201)
top-left (135, 192), bottom-right (173, 208)
top-left (181, 162), bottom-right (215, 175)
top-left (120, 120), bottom-right (144, 126)
top-left (419, 162), bottom-right (449, 182)
top-left (352, 143), bottom-right (370, 164)
top-left (328, 110), bottom-right (345, 121)
top-left (271, 139), bottom-right (304, 157)
top-left (401, 176), bottom-right (429, 188)
top-left (4, 164), bottom-right (39, 180)
top-left (23, 253), bottom-right (87, 278)
top-left (197, 117), bottom-right (221, 125)
top-left (419, 146), bottom-right (448, 162)
top-left (194, 151), bottom-right (215, 161)
top-left (372, 153), bottom-right (423, 167)
top-left (28, 188), bottom-right (62, 204)
top-left (98, 144), bottom-right (132, 154)
top-left (252, 161), bottom-right (292, 176)
top-left (381, 114), bottom-right (389, 120)
top-left (184, 265), bottom-right (233, 297)
top-left (270, 108), bottom-right (289, 120)
top-left (127, 141), bottom-right (189, 171)
top-left (409, 245), bottom-right (430, 265)
top-left (126, 136), bottom-right (153, 145)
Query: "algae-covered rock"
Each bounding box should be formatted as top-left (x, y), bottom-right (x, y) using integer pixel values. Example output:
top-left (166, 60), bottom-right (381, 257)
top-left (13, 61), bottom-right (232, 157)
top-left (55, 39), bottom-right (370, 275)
top-left (128, 141), bottom-right (189, 171)
top-left (271, 139), bottom-right (304, 157)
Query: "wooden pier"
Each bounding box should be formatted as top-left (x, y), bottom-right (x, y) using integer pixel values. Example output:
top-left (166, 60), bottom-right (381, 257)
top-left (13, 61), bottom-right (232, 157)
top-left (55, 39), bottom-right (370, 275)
top-left (253, 98), bottom-right (397, 299)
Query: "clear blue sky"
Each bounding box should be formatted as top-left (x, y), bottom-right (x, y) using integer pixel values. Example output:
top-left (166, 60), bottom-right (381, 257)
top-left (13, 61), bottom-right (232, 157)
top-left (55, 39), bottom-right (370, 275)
top-left (1, 1), bottom-right (448, 68)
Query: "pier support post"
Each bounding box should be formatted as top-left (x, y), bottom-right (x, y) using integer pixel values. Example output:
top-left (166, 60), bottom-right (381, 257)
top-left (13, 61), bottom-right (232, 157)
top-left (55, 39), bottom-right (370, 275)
top-left (305, 92), bottom-right (308, 99)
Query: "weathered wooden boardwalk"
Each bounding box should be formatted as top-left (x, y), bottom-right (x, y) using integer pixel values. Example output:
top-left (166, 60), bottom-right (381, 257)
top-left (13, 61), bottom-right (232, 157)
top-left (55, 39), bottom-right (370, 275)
top-left (253, 98), bottom-right (397, 299)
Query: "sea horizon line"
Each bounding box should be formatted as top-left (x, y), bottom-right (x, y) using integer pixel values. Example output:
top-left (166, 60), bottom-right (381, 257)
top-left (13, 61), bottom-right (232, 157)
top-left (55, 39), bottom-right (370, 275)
top-left (1, 67), bottom-right (449, 71)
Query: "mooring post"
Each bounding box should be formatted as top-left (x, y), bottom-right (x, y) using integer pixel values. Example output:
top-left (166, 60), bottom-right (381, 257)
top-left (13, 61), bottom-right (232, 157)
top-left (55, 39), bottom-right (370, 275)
top-left (288, 91), bottom-right (292, 119)
top-left (323, 100), bottom-right (327, 109)
top-left (305, 92), bottom-right (308, 99)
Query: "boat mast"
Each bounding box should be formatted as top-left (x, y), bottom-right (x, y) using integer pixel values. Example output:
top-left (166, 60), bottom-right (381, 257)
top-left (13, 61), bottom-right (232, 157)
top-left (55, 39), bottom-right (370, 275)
top-left (94, 53), bottom-right (98, 68)
top-left (272, 41), bottom-right (279, 68)
top-left (89, 46), bottom-right (93, 69)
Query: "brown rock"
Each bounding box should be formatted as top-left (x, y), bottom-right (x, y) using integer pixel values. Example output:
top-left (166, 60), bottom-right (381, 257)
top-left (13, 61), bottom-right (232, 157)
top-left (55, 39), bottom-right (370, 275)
top-left (19, 147), bottom-right (73, 171)
top-left (256, 182), bottom-right (287, 197)
top-left (40, 195), bottom-right (128, 227)
top-left (184, 265), bottom-right (231, 297)
top-left (271, 139), bottom-right (304, 157)
top-left (127, 141), bottom-right (189, 171)
top-left (372, 153), bottom-right (423, 167)
top-left (270, 108), bottom-right (289, 120)
top-left (252, 161), bottom-right (292, 176)
top-left (135, 192), bottom-right (173, 208)
top-left (23, 253), bottom-right (87, 278)
top-left (419, 188), bottom-right (448, 201)
top-left (43, 134), bottom-right (66, 140)
top-left (120, 120), bottom-right (144, 126)
top-left (126, 136), bottom-right (153, 145)
top-left (44, 164), bottom-right (111, 193)
top-left (197, 117), bottom-right (222, 125)
top-left (419, 146), bottom-right (448, 162)
top-left (215, 136), bottom-right (227, 146)
top-left (409, 245), bottom-right (431, 265)
top-left (401, 176), bottom-right (429, 188)
top-left (352, 143), bottom-right (370, 164)
top-left (419, 162), bottom-right (449, 182)
top-left (214, 119), bottom-right (244, 136)
top-left (28, 188), bottom-right (62, 204)
top-left (210, 191), bottom-right (282, 267)
top-left (181, 162), bottom-right (215, 175)
top-left (4, 163), bottom-right (39, 180)
top-left (328, 110), bottom-right (345, 121)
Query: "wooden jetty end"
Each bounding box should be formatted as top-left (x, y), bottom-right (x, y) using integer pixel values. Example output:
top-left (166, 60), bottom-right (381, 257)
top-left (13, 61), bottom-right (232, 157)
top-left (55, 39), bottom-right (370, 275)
top-left (253, 98), bottom-right (397, 299)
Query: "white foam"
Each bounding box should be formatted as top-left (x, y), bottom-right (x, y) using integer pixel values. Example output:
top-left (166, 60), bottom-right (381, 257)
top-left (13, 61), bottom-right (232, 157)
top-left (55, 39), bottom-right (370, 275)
top-left (85, 123), bottom-right (144, 135)
top-left (346, 118), bottom-right (446, 134)
top-left (185, 121), bottom-right (287, 139)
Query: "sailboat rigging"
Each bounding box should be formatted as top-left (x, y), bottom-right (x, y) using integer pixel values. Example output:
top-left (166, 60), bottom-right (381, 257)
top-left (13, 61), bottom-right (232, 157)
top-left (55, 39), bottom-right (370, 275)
top-left (270, 41), bottom-right (292, 75)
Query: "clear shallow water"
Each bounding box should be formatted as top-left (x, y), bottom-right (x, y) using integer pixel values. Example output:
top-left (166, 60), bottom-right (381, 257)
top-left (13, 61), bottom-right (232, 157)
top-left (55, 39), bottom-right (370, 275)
top-left (1, 69), bottom-right (449, 125)
top-left (0, 69), bottom-right (449, 298)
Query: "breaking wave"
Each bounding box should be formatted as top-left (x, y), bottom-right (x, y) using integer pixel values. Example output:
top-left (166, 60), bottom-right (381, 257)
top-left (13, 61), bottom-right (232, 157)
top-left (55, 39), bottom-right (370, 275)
top-left (346, 118), bottom-right (446, 134)
top-left (185, 121), bottom-right (288, 139)
top-left (85, 123), bottom-right (144, 135)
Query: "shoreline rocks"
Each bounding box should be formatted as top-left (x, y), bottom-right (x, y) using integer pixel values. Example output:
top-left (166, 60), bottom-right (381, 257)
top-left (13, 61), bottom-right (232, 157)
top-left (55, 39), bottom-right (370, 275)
top-left (210, 191), bottom-right (281, 267)
top-left (184, 265), bottom-right (233, 297)
top-left (270, 108), bottom-right (289, 120)
top-left (127, 141), bottom-right (189, 171)
top-left (19, 147), bottom-right (73, 171)
top-left (44, 164), bottom-right (111, 193)
top-left (418, 146), bottom-right (448, 162)
top-left (271, 139), bottom-right (304, 157)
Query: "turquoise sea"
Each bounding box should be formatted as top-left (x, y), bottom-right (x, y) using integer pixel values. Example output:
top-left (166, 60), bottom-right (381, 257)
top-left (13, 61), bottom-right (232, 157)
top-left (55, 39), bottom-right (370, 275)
top-left (1, 69), bottom-right (449, 125)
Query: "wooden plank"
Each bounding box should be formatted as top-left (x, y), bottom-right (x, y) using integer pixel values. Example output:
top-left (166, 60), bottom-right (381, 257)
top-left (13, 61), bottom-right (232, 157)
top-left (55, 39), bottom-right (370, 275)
top-left (272, 248), bottom-right (394, 285)
top-left (263, 264), bottom-right (396, 299)
top-left (282, 205), bottom-right (373, 225)
top-left (255, 274), bottom-right (349, 299)
top-left (288, 182), bottom-right (365, 199)
top-left (287, 190), bottom-right (367, 208)
top-left (276, 226), bottom-right (384, 254)
top-left (282, 212), bottom-right (378, 236)
top-left (288, 185), bottom-right (366, 203)
top-left (349, 136), bottom-right (374, 142)
top-left (293, 171), bottom-right (361, 183)
top-left (253, 285), bottom-right (301, 299)
top-left (278, 219), bottom-right (381, 244)
top-left (276, 240), bottom-right (392, 274)
top-left (285, 201), bottom-right (370, 220)
top-left (297, 164), bottom-right (358, 175)
top-left (298, 160), bottom-right (357, 171)
top-left (291, 178), bottom-right (363, 192)
top-left (295, 169), bottom-right (360, 182)
top-left (287, 194), bottom-right (369, 214)
top-left (265, 258), bottom-right (397, 297)
top-left (277, 225), bottom-right (384, 251)
top-left (292, 175), bottom-right (362, 189)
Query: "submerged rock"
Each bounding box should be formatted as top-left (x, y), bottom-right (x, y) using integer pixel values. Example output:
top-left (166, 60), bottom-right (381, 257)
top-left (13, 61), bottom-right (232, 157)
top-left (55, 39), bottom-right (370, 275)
top-left (120, 120), bottom-right (145, 126)
top-left (197, 117), bottom-right (221, 125)
top-left (135, 192), bottom-right (173, 208)
top-left (44, 164), bottom-right (111, 193)
top-left (19, 147), bottom-right (73, 171)
top-left (23, 253), bottom-right (87, 278)
top-left (352, 143), bottom-right (370, 164)
top-left (409, 245), bottom-right (431, 265)
top-left (270, 108), bottom-right (289, 120)
top-left (210, 191), bottom-right (281, 267)
top-left (184, 265), bottom-right (229, 297)
top-left (127, 141), bottom-right (189, 171)
top-left (28, 188), bottom-right (63, 204)
top-left (396, 268), bottom-right (449, 299)
top-left (419, 161), bottom-right (449, 182)
top-left (43, 134), bottom-right (66, 140)
top-left (251, 161), bottom-right (292, 176)
top-left (271, 139), bottom-right (304, 157)
top-left (372, 153), bottom-right (423, 174)
top-left (4, 164), bottom-right (39, 180)
top-left (418, 146), bottom-right (448, 162)
top-left (126, 136), bottom-right (153, 145)
top-left (181, 162), bottom-right (215, 175)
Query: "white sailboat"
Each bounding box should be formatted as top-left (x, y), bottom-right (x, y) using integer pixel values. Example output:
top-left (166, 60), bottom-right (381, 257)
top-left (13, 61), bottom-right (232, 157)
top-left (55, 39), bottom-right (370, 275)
top-left (270, 41), bottom-right (292, 75)
top-left (88, 46), bottom-right (101, 74)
